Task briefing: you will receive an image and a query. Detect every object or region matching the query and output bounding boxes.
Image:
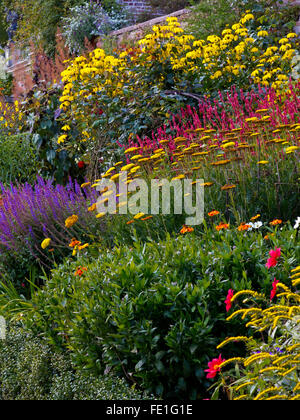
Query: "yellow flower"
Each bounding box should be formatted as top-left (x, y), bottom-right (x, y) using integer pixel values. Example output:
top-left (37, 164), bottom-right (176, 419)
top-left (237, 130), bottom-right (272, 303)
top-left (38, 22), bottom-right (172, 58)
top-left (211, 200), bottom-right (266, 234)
top-left (222, 142), bottom-right (235, 148)
top-left (41, 238), bottom-right (51, 249)
top-left (65, 215), bottom-right (79, 228)
top-left (96, 212), bottom-right (106, 219)
top-left (58, 134), bottom-right (67, 144)
top-left (81, 182), bottom-right (91, 188)
top-left (257, 30), bottom-right (268, 37)
top-left (285, 146), bottom-right (299, 154)
top-left (88, 203), bottom-right (97, 212)
top-left (134, 212), bottom-right (145, 220)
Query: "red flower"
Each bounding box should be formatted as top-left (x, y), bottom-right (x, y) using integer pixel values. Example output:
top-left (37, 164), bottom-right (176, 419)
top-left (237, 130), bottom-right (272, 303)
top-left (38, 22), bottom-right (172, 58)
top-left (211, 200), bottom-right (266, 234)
top-left (74, 266), bottom-right (88, 277)
top-left (205, 354), bottom-right (226, 379)
top-left (266, 248), bottom-right (281, 269)
top-left (225, 289), bottom-right (234, 312)
top-left (78, 161), bottom-right (85, 169)
top-left (270, 277), bottom-right (279, 301)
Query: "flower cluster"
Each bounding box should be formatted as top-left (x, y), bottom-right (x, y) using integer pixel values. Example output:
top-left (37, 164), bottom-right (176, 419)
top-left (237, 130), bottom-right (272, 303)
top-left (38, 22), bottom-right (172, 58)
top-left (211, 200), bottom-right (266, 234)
top-left (56, 14), bottom-right (299, 160)
top-left (207, 261), bottom-right (300, 400)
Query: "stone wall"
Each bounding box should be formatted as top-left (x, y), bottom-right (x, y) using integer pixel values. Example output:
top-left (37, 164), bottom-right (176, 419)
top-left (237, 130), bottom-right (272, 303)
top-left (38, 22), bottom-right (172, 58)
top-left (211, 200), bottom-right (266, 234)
top-left (106, 7), bottom-right (190, 46)
top-left (121, 0), bottom-right (151, 18)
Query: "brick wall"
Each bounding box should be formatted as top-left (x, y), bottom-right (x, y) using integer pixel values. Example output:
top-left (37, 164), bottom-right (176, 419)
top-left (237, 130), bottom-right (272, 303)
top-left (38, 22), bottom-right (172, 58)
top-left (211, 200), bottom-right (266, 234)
top-left (121, 0), bottom-right (151, 18)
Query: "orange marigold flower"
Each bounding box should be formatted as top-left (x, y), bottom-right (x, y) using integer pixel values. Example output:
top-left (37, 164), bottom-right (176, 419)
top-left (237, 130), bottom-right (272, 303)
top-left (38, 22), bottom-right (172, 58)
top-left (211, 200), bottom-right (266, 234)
top-left (127, 220), bottom-right (135, 225)
top-left (216, 222), bottom-right (230, 231)
top-left (238, 223), bottom-right (252, 231)
top-left (208, 210), bottom-right (220, 217)
top-left (69, 238), bottom-right (81, 248)
top-left (270, 219), bottom-right (282, 226)
top-left (251, 214), bottom-right (261, 221)
top-left (180, 225), bottom-right (194, 234)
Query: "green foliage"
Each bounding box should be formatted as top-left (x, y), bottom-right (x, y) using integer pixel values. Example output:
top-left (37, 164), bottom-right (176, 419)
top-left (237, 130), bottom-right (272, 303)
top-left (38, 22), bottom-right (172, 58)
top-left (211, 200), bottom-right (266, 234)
top-left (0, 132), bottom-right (38, 185)
top-left (187, 0), bottom-right (300, 41)
top-left (1, 0), bottom-right (132, 56)
top-left (0, 73), bottom-right (13, 97)
top-left (22, 84), bottom-right (81, 183)
top-left (226, 318), bottom-right (300, 400)
top-left (61, 1), bottom-right (130, 54)
top-left (24, 225), bottom-right (299, 398)
top-left (0, 326), bottom-right (149, 400)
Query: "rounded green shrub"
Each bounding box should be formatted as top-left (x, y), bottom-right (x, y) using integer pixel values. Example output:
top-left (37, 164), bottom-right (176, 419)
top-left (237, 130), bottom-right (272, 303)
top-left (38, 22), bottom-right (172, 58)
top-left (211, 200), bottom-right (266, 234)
top-left (26, 225), bottom-right (299, 398)
top-left (0, 326), bottom-right (149, 400)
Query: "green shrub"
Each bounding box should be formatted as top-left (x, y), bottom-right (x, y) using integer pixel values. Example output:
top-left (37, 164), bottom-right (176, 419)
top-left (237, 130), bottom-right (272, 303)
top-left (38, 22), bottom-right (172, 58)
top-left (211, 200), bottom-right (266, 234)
top-left (0, 133), bottom-right (38, 185)
top-left (25, 225), bottom-right (299, 398)
top-left (21, 84), bottom-right (78, 184)
top-left (0, 326), bottom-right (150, 400)
top-left (0, 74), bottom-right (13, 97)
top-left (187, 0), bottom-right (300, 41)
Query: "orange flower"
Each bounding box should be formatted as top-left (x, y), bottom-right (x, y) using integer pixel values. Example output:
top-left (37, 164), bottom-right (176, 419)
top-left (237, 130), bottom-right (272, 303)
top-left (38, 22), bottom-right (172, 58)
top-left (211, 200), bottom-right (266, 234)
top-left (74, 267), bottom-right (88, 277)
top-left (270, 219), bottom-right (282, 226)
top-left (69, 238), bottom-right (81, 248)
top-left (126, 220), bottom-right (135, 225)
top-left (180, 225), bottom-right (194, 234)
top-left (65, 214), bottom-right (79, 228)
top-left (221, 184), bottom-right (236, 191)
top-left (264, 233), bottom-right (275, 240)
top-left (238, 223), bottom-right (251, 231)
top-left (141, 216), bottom-right (153, 221)
top-left (208, 210), bottom-right (220, 217)
top-left (251, 214), bottom-right (261, 221)
top-left (216, 222), bottom-right (230, 231)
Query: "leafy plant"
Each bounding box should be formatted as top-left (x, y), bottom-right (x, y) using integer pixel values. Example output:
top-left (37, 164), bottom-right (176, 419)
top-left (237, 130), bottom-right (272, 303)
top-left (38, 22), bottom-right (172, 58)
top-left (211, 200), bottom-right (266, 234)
top-left (61, 0), bottom-right (130, 54)
top-left (0, 132), bottom-right (38, 185)
top-left (22, 83), bottom-right (82, 183)
top-left (24, 224), bottom-right (299, 398)
top-left (0, 325), bottom-right (150, 400)
top-left (0, 73), bottom-right (13, 97)
top-left (57, 14), bottom-right (299, 175)
top-left (0, 177), bottom-right (100, 288)
top-left (187, 0), bottom-right (300, 41)
top-left (211, 264), bottom-right (300, 400)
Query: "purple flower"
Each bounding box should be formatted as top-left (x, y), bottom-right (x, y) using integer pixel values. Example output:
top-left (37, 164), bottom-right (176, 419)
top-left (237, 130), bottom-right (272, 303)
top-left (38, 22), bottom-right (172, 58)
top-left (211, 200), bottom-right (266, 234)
top-left (0, 177), bottom-right (100, 265)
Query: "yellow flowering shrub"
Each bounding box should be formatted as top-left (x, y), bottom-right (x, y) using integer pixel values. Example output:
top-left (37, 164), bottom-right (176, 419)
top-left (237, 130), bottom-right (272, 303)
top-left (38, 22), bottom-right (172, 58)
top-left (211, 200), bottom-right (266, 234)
top-left (0, 99), bottom-right (26, 135)
top-left (57, 14), bottom-right (299, 169)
